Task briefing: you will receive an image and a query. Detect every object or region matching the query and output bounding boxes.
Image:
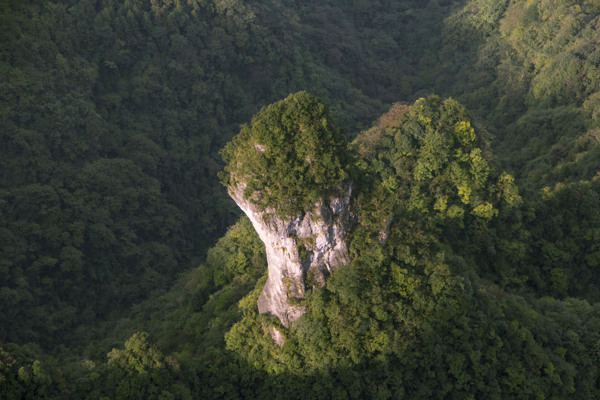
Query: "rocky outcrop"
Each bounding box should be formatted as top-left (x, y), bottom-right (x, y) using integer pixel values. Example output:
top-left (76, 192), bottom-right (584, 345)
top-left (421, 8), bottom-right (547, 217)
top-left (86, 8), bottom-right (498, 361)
top-left (228, 183), bottom-right (352, 327)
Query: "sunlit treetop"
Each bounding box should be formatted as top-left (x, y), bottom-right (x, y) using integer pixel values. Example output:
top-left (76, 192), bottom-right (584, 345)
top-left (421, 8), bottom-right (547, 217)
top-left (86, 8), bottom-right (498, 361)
top-left (221, 92), bottom-right (349, 216)
top-left (355, 95), bottom-right (521, 223)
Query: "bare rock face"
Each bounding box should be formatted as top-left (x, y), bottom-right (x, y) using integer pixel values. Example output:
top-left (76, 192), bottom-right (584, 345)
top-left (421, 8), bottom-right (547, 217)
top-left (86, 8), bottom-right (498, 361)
top-left (229, 183), bottom-right (352, 327)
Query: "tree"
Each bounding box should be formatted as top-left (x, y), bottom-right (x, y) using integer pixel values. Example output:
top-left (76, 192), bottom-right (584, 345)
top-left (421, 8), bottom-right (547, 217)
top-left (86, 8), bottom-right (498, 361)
top-left (221, 91), bottom-right (350, 216)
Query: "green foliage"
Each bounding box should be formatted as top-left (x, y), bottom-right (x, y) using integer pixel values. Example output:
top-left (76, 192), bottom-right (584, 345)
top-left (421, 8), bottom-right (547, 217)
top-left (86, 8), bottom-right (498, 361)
top-left (222, 91), bottom-right (349, 216)
top-left (0, 0), bottom-right (414, 349)
top-left (354, 96), bottom-right (519, 241)
top-left (206, 217), bottom-right (266, 287)
top-left (0, 159), bottom-right (188, 346)
top-left (511, 178), bottom-right (600, 301)
top-left (3, 0), bottom-right (600, 398)
top-left (438, 0), bottom-right (600, 189)
top-left (216, 95), bottom-right (600, 398)
top-left (107, 332), bottom-right (165, 373)
top-left (0, 343), bottom-right (69, 400)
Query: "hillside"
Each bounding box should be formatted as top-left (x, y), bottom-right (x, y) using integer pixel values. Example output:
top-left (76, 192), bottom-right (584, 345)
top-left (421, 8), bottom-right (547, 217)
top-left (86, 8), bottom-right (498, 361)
top-left (2, 0), bottom-right (600, 398)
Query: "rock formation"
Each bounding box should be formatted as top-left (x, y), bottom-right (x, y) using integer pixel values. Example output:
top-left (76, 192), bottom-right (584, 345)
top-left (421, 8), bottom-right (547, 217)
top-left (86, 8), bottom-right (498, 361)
top-left (228, 182), bottom-right (352, 327)
top-left (220, 92), bottom-right (352, 330)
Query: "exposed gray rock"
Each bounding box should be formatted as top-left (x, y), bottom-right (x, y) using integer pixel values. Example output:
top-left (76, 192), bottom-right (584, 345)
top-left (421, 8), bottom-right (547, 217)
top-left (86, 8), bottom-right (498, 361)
top-left (228, 182), bottom-right (352, 328)
top-left (267, 327), bottom-right (285, 347)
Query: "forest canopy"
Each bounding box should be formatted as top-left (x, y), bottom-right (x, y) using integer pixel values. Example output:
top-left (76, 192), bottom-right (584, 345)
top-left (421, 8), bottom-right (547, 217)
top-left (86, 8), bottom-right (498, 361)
top-left (2, 0), bottom-right (600, 398)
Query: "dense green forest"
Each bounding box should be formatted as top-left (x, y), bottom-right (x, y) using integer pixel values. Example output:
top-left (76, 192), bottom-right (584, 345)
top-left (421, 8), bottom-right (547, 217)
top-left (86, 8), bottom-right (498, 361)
top-left (2, 0), bottom-right (600, 398)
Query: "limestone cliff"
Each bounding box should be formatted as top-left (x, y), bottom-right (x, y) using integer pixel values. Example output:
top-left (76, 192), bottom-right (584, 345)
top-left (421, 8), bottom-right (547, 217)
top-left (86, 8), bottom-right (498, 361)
top-left (220, 92), bottom-right (352, 328)
top-left (228, 182), bottom-right (352, 327)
